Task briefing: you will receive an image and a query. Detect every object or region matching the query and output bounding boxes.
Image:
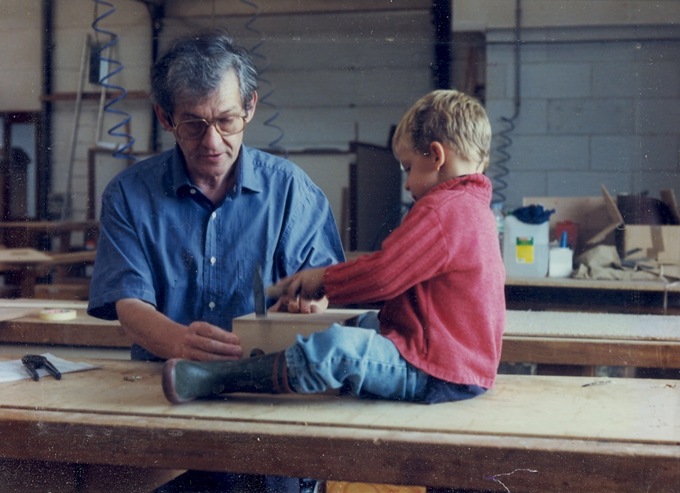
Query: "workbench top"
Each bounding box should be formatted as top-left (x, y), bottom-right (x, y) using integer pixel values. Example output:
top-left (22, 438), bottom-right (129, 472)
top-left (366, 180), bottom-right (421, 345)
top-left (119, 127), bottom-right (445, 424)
top-left (0, 357), bottom-right (677, 491)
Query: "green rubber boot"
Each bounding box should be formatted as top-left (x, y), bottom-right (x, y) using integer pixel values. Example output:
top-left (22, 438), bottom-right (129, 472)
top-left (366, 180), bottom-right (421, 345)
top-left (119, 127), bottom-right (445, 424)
top-left (162, 352), bottom-right (292, 404)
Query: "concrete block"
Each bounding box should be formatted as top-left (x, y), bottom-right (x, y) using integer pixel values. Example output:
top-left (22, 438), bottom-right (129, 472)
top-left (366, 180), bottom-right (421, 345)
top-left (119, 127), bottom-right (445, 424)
top-left (507, 135), bottom-right (590, 171)
top-left (548, 99), bottom-right (635, 134)
top-left (522, 63), bottom-right (591, 99)
top-left (594, 61), bottom-right (678, 98)
top-left (485, 62), bottom-right (508, 99)
top-left (547, 41), bottom-right (635, 63)
top-left (504, 100), bottom-right (549, 136)
top-left (547, 171), bottom-right (631, 197)
top-left (591, 136), bottom-right (642, 171)
top-left (635, 99), bottom-right (680, 134)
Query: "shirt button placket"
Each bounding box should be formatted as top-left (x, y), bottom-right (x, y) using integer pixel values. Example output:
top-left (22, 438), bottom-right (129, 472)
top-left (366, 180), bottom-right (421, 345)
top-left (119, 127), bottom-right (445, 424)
top-left (207, 210), bottom-right (218, 313)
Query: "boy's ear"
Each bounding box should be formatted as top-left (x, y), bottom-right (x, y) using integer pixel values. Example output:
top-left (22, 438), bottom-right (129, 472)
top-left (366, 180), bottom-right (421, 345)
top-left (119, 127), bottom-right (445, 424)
top-left (429, 141), bottom-right (446, 170)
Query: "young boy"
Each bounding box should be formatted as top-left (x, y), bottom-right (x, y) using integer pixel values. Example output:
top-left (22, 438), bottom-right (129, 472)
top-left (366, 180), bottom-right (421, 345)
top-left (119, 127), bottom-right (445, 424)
top-left (163, 90), bottom-right (506, 405)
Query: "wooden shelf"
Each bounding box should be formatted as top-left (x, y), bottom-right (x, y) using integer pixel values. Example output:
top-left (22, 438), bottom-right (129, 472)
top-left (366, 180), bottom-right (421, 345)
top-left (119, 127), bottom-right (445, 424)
top-left (505, 276), bottom-right (680, 314)
top-left (506, 276), bottom-right (680, 293)
top-left (41, 91), bottom-right (149, 102)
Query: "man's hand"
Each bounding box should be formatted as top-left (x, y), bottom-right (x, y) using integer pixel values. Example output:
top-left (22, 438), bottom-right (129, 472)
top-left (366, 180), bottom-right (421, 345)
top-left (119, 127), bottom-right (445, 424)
top-left (116, 299), bottom-right (243, 361)
top-left (178, 321), bottom-right (243, 360)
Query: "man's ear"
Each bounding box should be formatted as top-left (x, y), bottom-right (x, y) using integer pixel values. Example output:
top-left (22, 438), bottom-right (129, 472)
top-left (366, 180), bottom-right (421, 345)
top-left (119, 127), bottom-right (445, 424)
top-left (245, 91), bottom-right (258, 123)
top-left (154, 104), bottom-right (173, 131)
top-left (429, 141), bottom-right (446, 170)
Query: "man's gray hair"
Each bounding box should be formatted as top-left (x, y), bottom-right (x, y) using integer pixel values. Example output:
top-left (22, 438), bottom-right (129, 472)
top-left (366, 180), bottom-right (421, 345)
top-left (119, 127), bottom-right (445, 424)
top-left (151, 29), bottom-right (258, 117)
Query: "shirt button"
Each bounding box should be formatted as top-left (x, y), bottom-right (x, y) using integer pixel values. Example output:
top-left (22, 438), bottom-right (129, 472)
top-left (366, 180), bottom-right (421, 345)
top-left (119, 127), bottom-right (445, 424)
top-left (190, 188), bottom-right (197, 195)
top-left (211, 211), bottom-right (217, 220)
top-left (210, 256), bottom-right (217, 265)
top-left (208, 301), bottom-right (215, 309)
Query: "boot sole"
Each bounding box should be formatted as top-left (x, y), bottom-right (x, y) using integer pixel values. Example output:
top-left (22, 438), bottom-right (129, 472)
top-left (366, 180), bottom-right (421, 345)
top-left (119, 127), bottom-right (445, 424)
top-left (162, 358), bottom-right (193, 404)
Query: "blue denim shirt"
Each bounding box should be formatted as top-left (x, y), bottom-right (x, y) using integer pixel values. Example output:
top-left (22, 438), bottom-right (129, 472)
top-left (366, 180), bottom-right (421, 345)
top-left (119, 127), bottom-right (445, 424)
top-left (88, 145), bottom-right (345, 360)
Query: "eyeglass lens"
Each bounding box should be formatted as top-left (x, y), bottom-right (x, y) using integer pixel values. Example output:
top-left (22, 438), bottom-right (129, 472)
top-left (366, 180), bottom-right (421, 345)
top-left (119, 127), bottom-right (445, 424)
top-left (176, 116), bottom-right (245, 140)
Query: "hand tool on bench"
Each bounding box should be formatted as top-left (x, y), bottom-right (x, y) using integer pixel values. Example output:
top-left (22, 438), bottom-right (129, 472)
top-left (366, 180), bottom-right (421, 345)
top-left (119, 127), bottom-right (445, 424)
top-left (21, 354), bottom-right (62, 381)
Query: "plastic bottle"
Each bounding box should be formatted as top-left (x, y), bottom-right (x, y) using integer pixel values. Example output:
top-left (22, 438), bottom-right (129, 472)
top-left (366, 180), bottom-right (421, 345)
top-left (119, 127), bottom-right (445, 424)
top-left (503, 214), bottom-right (550, 277)
top-left (548, 231), bottom-right (574, 278)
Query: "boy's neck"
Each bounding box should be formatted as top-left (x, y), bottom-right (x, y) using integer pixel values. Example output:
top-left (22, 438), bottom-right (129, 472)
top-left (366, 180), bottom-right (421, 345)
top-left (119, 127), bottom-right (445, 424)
top-left (443, 158), bottom-right (482, 182)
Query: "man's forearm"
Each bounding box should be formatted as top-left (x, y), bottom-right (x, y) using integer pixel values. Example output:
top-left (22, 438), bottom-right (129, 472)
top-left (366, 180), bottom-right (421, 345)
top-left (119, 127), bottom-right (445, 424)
top-left (116, 298), bottom-right (185, 359)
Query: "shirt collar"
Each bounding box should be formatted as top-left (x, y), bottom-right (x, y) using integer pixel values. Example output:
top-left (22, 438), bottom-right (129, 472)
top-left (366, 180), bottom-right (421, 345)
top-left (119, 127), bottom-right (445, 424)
top-left (238, 145), bottom-right (264, 194)
top-left (168, 145), bottom-right (264, 197)
top-left (168, 146), bottom-right (193, 197)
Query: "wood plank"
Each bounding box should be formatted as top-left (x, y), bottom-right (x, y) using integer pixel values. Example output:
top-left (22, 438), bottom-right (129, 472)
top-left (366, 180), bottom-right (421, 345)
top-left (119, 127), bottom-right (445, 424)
top-left (0, 299), bottom-right (130, 359)
top-left (0, 358), bottom-right (676, 491)
top-left (0, 309), bottom-right (128, 347)
top-left (502, 337), bottom-right (680, 368)
top-left (0, 248), bottom-right (52, 263)
top-left (167, 1), bottom-right (431, 17)
top-left (505, 310), bottom-right (680, 340)
top-left (326, 482), bottom-right (424, 493)
top-left (506, 276), bottom-right (680, 293)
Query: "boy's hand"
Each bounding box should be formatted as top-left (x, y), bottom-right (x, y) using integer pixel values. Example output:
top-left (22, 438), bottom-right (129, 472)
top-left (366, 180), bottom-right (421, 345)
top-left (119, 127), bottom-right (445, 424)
top-left (268, 267), bottom-right (327, 314)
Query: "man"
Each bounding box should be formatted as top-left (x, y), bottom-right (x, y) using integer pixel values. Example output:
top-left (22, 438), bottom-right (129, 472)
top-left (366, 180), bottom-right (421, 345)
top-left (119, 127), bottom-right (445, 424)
top-left (88, 29), bottom-right (343, 491)
top-left (89, 29), bottom-right (343, 361)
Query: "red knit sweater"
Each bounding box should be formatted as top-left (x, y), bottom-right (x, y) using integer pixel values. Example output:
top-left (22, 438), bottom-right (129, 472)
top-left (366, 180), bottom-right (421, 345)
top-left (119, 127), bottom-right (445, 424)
top-left (324, 174), bottom-right (506, 389)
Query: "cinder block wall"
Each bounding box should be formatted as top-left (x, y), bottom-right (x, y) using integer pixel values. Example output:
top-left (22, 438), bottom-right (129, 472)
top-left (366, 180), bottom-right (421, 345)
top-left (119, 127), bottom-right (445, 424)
top-left (485, 26), bottom-right (680, 211)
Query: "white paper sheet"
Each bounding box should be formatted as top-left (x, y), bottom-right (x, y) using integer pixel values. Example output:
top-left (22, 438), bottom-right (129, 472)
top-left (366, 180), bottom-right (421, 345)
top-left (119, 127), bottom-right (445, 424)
top-left (0, 353), bottom-right (100, 383)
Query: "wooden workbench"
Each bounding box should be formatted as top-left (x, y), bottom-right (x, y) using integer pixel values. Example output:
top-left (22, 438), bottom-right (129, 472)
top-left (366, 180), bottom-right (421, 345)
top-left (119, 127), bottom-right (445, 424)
top-left (0, 357), bottom-right (677, 492)
top-left (503, 309), bottom-right (680, 371)
top-left (0, 299), bottom-right (130, 359)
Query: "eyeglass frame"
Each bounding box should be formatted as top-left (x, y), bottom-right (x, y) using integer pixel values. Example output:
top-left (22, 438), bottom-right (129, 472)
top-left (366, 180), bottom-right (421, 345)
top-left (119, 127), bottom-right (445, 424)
top-left (170, 113), bottom-right (248, 142)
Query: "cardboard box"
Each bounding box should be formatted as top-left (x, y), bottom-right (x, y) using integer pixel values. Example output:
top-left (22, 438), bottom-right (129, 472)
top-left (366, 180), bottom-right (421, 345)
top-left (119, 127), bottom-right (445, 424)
top-left (524, 187), bottom-right (680, 267)
top-left (600, 187), bottom-right (680, 267)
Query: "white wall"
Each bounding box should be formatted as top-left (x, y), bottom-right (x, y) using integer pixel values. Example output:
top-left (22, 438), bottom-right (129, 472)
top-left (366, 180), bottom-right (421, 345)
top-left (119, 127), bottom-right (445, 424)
top-left (0, 0), bottom-right (42, 110)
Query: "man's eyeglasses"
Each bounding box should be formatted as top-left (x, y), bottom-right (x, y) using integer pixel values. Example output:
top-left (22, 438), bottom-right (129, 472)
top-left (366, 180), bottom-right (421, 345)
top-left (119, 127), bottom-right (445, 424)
top-left (172, 115), bottom-right (247, 141)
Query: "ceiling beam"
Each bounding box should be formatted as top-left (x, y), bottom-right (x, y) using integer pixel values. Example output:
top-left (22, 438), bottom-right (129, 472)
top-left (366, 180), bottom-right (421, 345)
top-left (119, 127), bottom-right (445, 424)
top-left (162, 0), bottom-right (431, 17)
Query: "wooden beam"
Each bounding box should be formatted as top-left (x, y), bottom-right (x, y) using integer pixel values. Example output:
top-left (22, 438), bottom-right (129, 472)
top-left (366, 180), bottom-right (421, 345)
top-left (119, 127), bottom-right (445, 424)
top-left (165, 0), bottom-right (431, 17)
top-left (41, 91), bottom-right (149, 103)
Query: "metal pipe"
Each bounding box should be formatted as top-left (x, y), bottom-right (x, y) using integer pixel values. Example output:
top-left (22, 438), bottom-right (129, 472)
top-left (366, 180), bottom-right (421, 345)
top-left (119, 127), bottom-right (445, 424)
top-left (431, 0), bottom-right (452, 89)
top-left (40, 0), bottom-right (54, 219)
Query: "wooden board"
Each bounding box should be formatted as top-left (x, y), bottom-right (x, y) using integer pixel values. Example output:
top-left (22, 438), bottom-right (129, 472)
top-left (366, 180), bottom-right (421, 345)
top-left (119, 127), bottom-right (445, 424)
top-left (506, 310), bottom-right (680, 340)
top-left (0, 248), bottom-right (51, 264)
top-left (505, 276), bottom-right (680, 293)
top-left (0, 358), bottom-right (677, 492)
top-left (0, 300), bottom-right (127, 348)
top-left (0, 309), bottom-right (126, 347)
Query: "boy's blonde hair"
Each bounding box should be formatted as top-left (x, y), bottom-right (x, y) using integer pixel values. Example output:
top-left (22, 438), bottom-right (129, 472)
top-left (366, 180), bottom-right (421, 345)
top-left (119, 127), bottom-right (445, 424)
top-left (392, 90), bottom-right (492, 170)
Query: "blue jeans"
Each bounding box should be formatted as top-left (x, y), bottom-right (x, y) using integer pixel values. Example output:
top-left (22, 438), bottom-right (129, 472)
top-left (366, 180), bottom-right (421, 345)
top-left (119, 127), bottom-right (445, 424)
top-left (285, 311), bottom-right (430, 401)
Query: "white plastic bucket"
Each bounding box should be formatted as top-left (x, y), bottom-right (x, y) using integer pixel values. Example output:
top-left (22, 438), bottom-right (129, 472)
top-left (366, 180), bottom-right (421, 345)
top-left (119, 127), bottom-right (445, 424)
top-left (503, 215), bottom-right (549, 277)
